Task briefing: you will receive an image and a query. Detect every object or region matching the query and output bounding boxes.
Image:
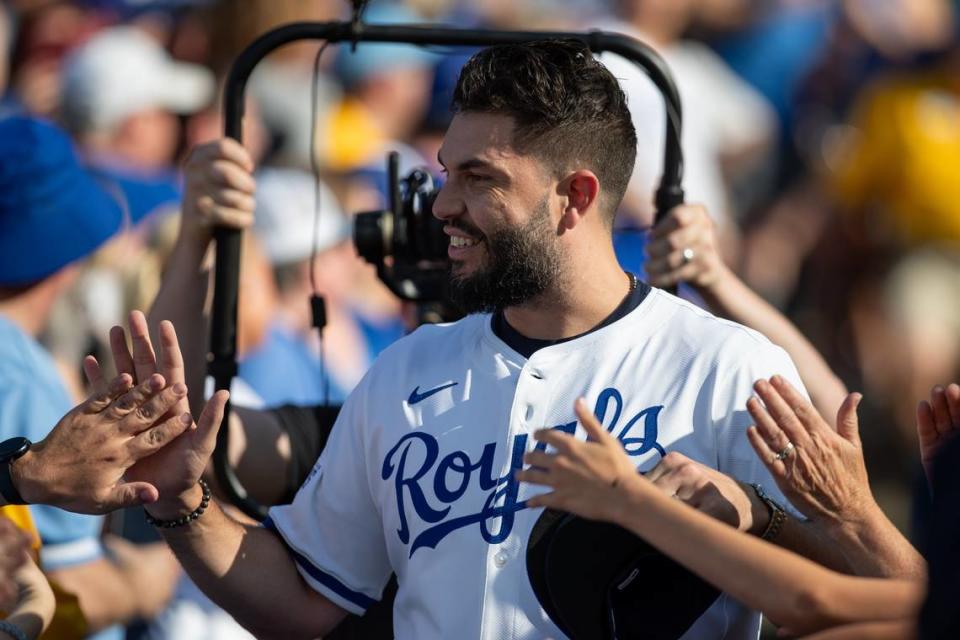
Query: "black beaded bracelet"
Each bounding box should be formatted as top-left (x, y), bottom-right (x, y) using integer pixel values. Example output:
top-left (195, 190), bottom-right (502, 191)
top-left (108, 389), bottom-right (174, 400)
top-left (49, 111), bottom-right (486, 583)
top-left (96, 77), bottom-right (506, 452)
top-left (145, 479), bottom-right (211, 529)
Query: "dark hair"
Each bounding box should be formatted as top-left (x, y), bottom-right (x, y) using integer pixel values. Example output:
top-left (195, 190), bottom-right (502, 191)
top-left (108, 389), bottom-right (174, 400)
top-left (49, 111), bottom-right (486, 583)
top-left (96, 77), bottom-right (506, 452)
top-left (452, 39), bottom-right (637, 223)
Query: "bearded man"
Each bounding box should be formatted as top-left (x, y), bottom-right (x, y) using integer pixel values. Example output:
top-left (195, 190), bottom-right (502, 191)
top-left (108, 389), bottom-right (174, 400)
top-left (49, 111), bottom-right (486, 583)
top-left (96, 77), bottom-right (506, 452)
top-left (136, 40), bottom-right (847, 639)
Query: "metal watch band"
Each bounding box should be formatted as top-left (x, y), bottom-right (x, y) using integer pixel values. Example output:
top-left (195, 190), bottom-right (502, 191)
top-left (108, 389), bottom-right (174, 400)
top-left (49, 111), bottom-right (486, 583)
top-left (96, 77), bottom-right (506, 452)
top-left (751, 483), bottom-right (787, 542)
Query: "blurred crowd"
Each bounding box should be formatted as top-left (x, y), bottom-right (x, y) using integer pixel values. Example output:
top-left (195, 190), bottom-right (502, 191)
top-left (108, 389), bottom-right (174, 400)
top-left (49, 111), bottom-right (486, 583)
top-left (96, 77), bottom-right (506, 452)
top-left (1, 0), bottom-right (959, 638)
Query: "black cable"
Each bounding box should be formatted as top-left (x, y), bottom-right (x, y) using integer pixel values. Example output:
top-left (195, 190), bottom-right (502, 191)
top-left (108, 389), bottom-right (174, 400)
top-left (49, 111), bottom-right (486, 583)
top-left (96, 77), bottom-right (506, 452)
top-left (308, 40), bottom-right (332, 408)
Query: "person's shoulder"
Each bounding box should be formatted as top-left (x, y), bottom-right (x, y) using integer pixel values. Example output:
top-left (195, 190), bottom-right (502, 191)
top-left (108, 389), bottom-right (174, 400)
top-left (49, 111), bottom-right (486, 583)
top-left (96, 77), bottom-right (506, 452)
top-left (360, 314), bottom-right (487, 377)
top-left (644, 288), bottom-right (776, 355)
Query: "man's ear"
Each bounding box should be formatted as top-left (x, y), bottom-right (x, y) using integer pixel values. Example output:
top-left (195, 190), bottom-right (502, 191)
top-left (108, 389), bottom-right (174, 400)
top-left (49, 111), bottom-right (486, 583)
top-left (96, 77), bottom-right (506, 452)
top-left (558, 170), bottom-right (600, 231)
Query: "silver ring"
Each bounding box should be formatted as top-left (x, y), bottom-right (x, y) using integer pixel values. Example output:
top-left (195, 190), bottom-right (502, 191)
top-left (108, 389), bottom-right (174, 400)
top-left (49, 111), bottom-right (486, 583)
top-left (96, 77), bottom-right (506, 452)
top-left (774, 442), bottom-right (795, 461)
top-left (681, 247), bottom-right (695, 264)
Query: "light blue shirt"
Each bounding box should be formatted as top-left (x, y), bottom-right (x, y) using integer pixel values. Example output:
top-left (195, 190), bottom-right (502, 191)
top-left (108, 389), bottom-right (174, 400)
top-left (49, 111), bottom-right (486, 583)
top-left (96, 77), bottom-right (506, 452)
top-left (0, 314), bottom-right (122, 640)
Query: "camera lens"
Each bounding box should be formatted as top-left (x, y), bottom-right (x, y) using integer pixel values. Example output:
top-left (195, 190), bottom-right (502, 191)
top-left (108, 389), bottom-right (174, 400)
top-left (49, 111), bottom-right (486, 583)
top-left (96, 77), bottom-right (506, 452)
top-left (353, 210), bottom-right (392, 264)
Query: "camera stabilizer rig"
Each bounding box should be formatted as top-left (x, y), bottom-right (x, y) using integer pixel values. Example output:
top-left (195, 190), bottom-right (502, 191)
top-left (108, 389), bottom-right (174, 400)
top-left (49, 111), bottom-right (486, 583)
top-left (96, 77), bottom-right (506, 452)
top-left (354, 151), bottom-right (449, 299)
top-left (213, 20), bottom-right (685, 520)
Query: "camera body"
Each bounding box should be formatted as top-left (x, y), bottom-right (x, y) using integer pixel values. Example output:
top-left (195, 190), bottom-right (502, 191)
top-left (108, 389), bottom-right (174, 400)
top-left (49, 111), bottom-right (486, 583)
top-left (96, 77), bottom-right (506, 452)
top-left (353, 151), bottom-right (451, 303)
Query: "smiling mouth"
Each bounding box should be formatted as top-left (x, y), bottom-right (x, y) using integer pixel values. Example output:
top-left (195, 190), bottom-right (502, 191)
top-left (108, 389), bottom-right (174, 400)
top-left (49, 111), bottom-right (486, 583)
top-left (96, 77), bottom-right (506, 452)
top-left (450, 236), bottom-right (482, 248)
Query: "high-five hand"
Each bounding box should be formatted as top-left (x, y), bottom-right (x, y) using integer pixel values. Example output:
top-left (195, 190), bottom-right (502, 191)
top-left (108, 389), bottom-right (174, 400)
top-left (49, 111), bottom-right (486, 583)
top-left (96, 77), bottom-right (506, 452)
top-left (108, 310), bottom-right (228, 520)
top-left (915, 382), bottom-right (960, 486)
top-left (12, 361), bottom-right (194, 514)
top-left (745, 376), bottom-right (874, 526)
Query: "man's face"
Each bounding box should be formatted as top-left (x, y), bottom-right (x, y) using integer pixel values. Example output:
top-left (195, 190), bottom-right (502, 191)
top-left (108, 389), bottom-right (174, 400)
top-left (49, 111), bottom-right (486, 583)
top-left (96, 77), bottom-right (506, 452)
top-left (434, 112), bottom-right (565, 313)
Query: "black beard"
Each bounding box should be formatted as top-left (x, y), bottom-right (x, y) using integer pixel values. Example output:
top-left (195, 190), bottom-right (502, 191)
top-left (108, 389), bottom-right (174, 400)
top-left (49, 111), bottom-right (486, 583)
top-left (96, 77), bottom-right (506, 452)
top-left (447, 196), bottom-right (562, 314)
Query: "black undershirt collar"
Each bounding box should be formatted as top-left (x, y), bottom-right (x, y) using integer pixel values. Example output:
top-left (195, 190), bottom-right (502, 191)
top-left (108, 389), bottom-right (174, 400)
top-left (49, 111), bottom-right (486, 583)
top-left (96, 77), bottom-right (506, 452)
top-left (491, 276), bottom-right (652, 358)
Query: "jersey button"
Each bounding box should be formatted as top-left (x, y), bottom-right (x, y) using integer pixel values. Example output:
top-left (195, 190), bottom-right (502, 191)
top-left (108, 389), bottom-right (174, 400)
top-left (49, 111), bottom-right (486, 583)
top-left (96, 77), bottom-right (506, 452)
top-left (493, 551), bottom-right (509, 568)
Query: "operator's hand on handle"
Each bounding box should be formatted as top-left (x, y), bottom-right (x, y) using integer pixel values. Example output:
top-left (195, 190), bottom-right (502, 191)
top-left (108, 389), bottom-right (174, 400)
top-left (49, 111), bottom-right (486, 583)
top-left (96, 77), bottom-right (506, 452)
top-left (645, 204), bottom-right (728, 291)
top-left (180, 139), bottom-right (257, 250)
top-left (108, 311), bottom-right (229, 520)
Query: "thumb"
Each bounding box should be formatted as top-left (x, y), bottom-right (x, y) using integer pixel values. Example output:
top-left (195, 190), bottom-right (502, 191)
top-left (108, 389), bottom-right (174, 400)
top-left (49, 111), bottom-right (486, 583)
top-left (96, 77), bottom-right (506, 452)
top-left (196, 390), bottom-right (229, 453)
top-left (836, 392), bottom-right (863, 442)
top-left (110, 482), bottom-right (160, 510)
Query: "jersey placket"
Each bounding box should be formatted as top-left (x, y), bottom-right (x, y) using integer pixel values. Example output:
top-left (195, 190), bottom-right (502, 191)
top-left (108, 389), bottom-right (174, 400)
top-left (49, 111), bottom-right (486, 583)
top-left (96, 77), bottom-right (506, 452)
top-left (480, 355), bottom-right (551, 640)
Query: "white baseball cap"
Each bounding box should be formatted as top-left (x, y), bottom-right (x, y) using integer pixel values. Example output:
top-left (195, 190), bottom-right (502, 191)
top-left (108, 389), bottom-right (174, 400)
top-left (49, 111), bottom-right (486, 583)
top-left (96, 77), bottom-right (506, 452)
top-left (61, 26), bottom-right (215, 133)
top-left (253, 168), bottom-right (350, 266)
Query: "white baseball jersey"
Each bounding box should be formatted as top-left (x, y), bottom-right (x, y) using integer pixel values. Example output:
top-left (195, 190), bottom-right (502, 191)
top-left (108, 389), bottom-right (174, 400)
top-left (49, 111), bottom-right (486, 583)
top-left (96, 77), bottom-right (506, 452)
top-left (267, 287), bottom-right (806, 640)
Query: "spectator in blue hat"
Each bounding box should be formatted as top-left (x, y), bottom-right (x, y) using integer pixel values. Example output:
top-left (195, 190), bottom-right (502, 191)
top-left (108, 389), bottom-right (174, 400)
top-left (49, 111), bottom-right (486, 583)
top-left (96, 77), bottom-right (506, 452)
top-left (0, 116), bottom-right (181, 638)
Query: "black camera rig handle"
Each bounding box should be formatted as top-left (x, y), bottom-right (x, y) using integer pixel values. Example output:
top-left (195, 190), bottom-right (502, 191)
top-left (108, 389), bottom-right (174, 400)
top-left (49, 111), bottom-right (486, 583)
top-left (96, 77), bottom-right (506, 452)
top-left (213, 21), bottom-right (685, 520)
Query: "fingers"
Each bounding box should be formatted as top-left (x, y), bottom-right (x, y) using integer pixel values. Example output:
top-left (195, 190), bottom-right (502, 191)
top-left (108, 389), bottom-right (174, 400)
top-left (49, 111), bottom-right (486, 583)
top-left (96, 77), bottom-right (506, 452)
top-left (108, 373), bottom-right (165, 419)
top-left (208, 159), bottom-right (256, 194)
top-left (747, 426), bottom-right (786, 477)
top-left (945, 383), bottom-right (960, 430)
top-left (515, 467), bottom-right (554, 488)
top-left (195, 196), bottom-right (255, 229)
top-left (186, 138), bottom-right (255, 176)
top-left (646, 261), bottom-right (702, 289)
top-left (128, 412), bottom-right (194, 457)
top-left (769, 375), bottom-right (825, 439)
top-left (83, 372), bottom-right (134, 414)
top-left (647, 204), bottom-right (707, 241)
top-left (196, 390), bottom-right (229, 453)
top-left (128, 310), bottom-right (159, 383)
top-left (574, 398), bottom-right (607, 442)
top-left (645, 451), bottom-right (689, 483)
top-left (83, 355), bottom-right (107, 393)
top-left (158, 320), bottom-right (186, 387)
top-left (746, 395), bottom-right (794, 461)
top-left (110, 325), bottom-right (136, 379)
top-left (186, 140), bottom-right (257, 231)
top-left (645, 223), bottom-right (702, 260)
top-left (118, 383), bottom-right (188, 435)
top-left (751, 378), bottom-right (812, 449)
top-left (524, 491), bottom-right (558, 510)
top-left (524, 450), bottom-right (556, 470)
top-left (916, 400), bottom-right (937, 450)
top-left (106, 482), bottom-right (160, 509)
top-left (835, 392), bottom-right (863, 443)
top-left (930, 385), bottom-right (953, 438)
top-left (531, 428), bottom-right (578, 457)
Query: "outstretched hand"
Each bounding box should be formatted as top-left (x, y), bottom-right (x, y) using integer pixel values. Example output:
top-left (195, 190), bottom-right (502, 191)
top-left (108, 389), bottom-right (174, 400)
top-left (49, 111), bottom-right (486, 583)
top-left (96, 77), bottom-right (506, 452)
top-left (516, 399), bottom-right (642, 523)
top-left (108, 311), bottom-right (228, 519)
top-left (915, 382), bottom-right (960, 486)
top-left (745, 376), bottom-right (876, 527)
top-left (14, 362), bottom-right (194, 514)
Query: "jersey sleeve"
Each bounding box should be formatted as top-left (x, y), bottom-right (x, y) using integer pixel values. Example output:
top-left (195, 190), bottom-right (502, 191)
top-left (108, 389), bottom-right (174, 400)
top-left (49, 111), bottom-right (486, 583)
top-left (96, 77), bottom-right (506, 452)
top-left (0, 380), bottom-right (105, 569)
top-left (264, 379), bottom-right (392, 615)
top-left (710, 340), bottom-right (807, 517)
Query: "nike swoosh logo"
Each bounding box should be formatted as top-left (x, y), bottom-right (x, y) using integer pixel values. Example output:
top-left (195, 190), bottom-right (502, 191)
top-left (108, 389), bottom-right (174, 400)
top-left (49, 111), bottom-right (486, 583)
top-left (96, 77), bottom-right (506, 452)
top-left (408, 382), bottom-right (459, 405)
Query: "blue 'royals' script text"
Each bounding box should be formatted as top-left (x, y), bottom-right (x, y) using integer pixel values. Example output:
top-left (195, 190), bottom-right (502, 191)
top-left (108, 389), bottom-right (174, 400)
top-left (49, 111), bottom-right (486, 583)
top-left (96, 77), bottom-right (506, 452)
top-left (381, 387), bottom-right (666, 556)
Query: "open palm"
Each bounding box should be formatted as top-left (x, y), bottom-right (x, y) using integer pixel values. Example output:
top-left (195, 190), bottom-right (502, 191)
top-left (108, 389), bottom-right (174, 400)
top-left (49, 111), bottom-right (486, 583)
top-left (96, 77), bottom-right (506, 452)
top-left (109, 311), bottom-right (227, 502)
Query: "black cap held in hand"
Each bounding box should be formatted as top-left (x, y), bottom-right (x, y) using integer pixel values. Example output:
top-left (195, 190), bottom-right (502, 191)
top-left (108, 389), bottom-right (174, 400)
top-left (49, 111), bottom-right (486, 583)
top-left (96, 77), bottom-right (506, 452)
top-left (527, 509), bottom-right (720, 640)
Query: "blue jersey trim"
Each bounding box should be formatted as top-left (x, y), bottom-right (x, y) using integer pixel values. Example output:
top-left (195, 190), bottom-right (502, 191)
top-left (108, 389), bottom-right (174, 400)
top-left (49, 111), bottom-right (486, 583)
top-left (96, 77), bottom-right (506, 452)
top-left (262, 516), bottom-right (377, 611)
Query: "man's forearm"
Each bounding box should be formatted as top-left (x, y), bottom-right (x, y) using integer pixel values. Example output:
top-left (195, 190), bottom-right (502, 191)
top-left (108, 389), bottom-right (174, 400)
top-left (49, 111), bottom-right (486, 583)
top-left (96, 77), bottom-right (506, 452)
top-left (155, 493), bottom-right (346, 639)
top-left (148, 238), bottom-right (211, 418)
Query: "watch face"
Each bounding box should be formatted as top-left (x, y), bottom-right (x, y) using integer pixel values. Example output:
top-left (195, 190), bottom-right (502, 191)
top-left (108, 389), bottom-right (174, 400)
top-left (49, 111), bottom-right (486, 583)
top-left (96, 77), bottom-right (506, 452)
top-left (0, 437), bottom-right (31, 461)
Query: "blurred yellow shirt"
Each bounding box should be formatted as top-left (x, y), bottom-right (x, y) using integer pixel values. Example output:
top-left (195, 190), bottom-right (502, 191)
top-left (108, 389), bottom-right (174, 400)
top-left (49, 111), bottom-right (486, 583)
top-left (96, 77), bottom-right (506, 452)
top-left (832, 71), bottom-right (960, 245)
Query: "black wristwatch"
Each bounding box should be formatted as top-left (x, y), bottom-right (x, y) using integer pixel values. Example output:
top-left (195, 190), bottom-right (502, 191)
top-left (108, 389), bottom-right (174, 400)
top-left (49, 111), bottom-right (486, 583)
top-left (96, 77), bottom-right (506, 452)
top-left (0, 437), bottom-right (32, 505)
